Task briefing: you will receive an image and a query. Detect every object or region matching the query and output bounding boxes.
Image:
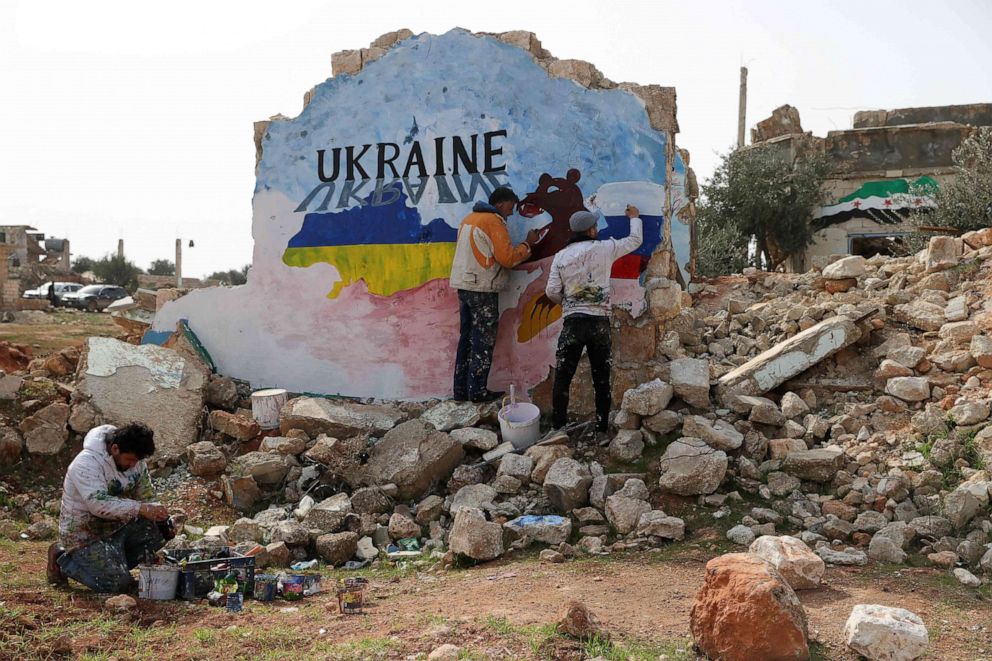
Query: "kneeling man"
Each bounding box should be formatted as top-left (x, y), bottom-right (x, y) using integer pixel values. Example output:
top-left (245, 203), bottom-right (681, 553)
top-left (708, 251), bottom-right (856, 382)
top-left (48, 423), bottom-right (171, 592)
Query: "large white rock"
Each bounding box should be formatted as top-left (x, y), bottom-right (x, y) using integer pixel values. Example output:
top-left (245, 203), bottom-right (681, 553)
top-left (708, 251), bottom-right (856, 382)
top-left (822, 255), bottom-right (866, 280)
top-left (885, 377), bottom-right (930, 402)
top-left (80, 337), bottom-right (207, 463)
top-left (748, 535), bottom-right (825, 590)
top-left (620, 379), bottom-right (673, 416)
top-left (448, 507), bottom-right (503, 561)
top-left (657, 437), bottom-right (727, 496)
top-left (543, 458), bottom-right (592, 511)
top-left (717, 316), bottom-right (861, 403)
top-left (844, 604), bottom-right (928, 661)
top-left (925, 235), bottom-right (962, 272)
top-left (682, 415), bottom-right (743, 451)
top-left (666, 358), bottom-right (710, 408)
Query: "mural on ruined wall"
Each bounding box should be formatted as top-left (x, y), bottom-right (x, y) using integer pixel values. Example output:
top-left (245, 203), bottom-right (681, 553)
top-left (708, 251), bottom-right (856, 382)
top-left (152, 29), bottom-right (687, 399)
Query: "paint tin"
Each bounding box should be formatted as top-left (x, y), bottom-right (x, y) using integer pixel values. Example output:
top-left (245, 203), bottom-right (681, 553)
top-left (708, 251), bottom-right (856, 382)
top-left (226, 591), bottom-right (243, 613)
top-left (137, 564), bottom-right (180, 600)
top-left (253, 574), bottom-right (277, 602)
top-left (302, 573), bottom-right (322, 596)
top-left (337, 577), bottom-right (368, 615)
top-left (281, 574), bottom-right (306, 601)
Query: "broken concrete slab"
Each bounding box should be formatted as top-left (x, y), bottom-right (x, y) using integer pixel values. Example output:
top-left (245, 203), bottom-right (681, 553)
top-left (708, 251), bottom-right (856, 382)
top-left (80, 337), bottom-right (207, 464)
top-left (361, 419), bottom-right (464, 499)
top-left (280, 397), bottom-right (405, 438)
top-left (421, 400), bottom-right (481, 432)
top-left (717, 315), bottom-right (862, 404)
top-left (19, 402), bottom-right (69, 455)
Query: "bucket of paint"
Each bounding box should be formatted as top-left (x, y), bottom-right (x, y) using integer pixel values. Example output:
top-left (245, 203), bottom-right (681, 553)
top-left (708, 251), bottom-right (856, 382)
top-left (253, 574), bottom-right (277, 602)
top-left (251, 388), bottom-right (288, 430)
top-left (138, 564), bottom-right (180, 600)
top-left (280, 574), bottom-right (306, 601)
top-left (498, 385), bottom-right (541, 450)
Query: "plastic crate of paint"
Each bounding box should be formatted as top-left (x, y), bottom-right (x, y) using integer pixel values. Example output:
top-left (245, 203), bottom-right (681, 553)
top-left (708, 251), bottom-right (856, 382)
top-left (168, 548), bottom-right (256, 601)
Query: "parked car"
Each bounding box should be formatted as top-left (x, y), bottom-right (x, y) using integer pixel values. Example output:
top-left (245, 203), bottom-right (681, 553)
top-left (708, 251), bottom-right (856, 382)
top-left (22, 281), bottom-right (83, 305)
top-left (61, 284), bottom-right (129, 311)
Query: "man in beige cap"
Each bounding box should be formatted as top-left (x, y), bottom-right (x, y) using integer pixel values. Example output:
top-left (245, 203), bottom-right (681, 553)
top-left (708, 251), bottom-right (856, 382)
top-left (545, 205), bottom-right (642, 432)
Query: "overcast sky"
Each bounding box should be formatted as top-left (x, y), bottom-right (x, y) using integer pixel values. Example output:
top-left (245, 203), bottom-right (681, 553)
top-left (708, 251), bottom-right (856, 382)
top-left (2, 0), bottom-right (990, 278)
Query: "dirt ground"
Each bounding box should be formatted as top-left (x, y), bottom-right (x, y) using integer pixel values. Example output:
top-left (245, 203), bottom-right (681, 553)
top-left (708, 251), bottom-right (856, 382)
top-left (1, 536), bottom-right (989, 661)
top-left (1, 310), bottom-right (121, 357)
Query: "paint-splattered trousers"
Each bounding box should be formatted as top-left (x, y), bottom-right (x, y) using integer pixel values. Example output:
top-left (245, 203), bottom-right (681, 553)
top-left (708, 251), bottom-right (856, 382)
top-left (552, 314), bottom-right (612, 431)
top-left (57, 519), bottom-right (165, 593)
top-left (453, 289), bottom-right (500, 401)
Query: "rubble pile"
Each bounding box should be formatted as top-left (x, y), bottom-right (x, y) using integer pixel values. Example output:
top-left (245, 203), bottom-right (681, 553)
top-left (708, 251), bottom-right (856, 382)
top-left (2, 231), bottom-right (992, 591)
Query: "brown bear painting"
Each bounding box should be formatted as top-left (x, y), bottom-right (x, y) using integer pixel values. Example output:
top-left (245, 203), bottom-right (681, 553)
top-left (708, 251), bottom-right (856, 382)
top-left (517, 168), bottom-right (588, 262)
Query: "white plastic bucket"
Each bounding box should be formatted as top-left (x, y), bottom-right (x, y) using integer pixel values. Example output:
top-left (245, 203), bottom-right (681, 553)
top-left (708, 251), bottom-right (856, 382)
top-left (251, 388), bottom-right (288, 430)
top-left (498, 401), bottom-right (541, 450)
top-left (138, 564), bottom-right (179, 600)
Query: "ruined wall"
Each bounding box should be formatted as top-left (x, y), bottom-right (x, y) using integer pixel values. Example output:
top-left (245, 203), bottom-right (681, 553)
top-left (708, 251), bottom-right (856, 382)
top-left (152, 29), bottom-right (690, 400)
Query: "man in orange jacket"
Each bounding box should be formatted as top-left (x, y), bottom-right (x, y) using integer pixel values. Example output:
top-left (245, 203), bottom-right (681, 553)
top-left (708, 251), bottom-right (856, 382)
top-left (450, 187), bottom-right (539, 402)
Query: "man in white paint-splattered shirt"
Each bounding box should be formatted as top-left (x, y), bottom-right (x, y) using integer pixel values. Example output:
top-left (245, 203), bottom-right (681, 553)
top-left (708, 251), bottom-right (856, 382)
top-left (48, 423), bottom-right (172, 592)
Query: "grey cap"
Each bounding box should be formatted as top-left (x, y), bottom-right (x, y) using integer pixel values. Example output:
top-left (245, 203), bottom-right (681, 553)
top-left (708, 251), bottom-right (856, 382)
top-left (569, 210), bottom-right (598, 233)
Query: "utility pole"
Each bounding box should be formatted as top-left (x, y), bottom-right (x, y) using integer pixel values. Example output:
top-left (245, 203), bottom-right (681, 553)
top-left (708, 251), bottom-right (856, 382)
top-left (737, 66), bottom-right (748, 148)
top-left (175, 238), bottom-right (182, 288)
top-left (117, 239), bottom-right (124, 259)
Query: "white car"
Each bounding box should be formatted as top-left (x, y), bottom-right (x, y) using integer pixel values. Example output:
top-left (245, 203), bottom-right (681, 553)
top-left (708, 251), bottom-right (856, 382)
top-left (22, 281), bottom-right (83, 304)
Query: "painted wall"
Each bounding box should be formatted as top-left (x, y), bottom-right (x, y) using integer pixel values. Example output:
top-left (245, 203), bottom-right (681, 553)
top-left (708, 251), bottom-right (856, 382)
top-left (152, 29), bottom-right (685, 399)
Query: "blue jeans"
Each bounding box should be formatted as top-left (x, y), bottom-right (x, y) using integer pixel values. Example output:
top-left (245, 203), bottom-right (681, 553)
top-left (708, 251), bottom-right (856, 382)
top-left (453, 289), bottom-right (500, 400)
top-left (58, 519), bottom-right (165, 593)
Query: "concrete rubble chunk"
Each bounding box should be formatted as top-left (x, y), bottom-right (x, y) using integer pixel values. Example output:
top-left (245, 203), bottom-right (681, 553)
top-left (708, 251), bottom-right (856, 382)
top-left (186, 441), bottom-right (227, 477)
top-left (231, 451), bottom-right (288, 486)
top-left (80, 337), bottom-right (207, 463)
top-left (822, 255), bottom-right (866, 280)
top-left (450, 483), bottom-right (498, 514)
top-left (503, 514), bottom-right (572, 546)
top-left (781, 448), bottom-right (845, 483)
top-left (497, 453), bottom-right (534, 483)
top-left (690, 553), bottom-right (809, 661)
top-left (450, 427), bottom-right (498, 451)
top-left (421, 400), bottom-right (481, 432)
top-left (608, 429), bottom-right (645, 462)
top-left (816, 546), bottom-right (868, 566)
top-left (388, 511), bottom-right (421, 540)
top-left (315, 531), bottom-right (358, 566)
top-left (208, 410), bottom-right (260, 441)
top-left (362, 419), bottom-right (464, 499)
top-left (636, 511), bottom-right (685, 540)
top-left (543, 458), bottom-right (592, 512)
top-left (884, 377), bottom-right (930, 402)
top-left (953, 567), bottom-right (982, 587)
top-left (868, 534), bottom-right (908, 564)
top-left (448, 507), bottom-right (503, 561)
top-left (779, 392), bottom-right (810, 419)
top-left (620, 379), bottom-right (673, 416)
top-left (748, 535), bottom-right (825, 590)
top-left (970, 335), bottom-right (992, 368)
top-left (604, 494), bottom-right (651, 534)
top-left (666, 358), bottom-right (710, 408)
top-left (938, 320), bottom-right (977, 344)
top-left (682, 415), bottom-right (743, 451)
top-left (894, 300), bottom-right (945, 332)
top-left (260, 435), bottom-right (306, 455)
top-left (717, 316), bottom-right (862, 403)
top-left (19, 402), bottom-right (69, 455)
top-left (279, 397), bottom-right (405, 438)
top-left (925, 235), bottom-right (962, 272)
top-left (526, 445), bottom-right (572, 483)
top-left (222, 475), bottom-right (261, 512)
top-left (303, 493), bottom-right (353, 533)
top-left (204, 375), bottom-right (239, 410)
top-left (657, 437), bottom-right (728, 496)
top-left (844, 604), bottom-right (928, 661)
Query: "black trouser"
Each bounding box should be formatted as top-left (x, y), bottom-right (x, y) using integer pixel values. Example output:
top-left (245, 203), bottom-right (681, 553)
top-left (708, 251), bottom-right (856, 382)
top-left (57, 519), bottom-right (166, 593)
top-left (552, 314), bottom-right (612, 431)
top-left (453, 289), bottom-right (500, 401)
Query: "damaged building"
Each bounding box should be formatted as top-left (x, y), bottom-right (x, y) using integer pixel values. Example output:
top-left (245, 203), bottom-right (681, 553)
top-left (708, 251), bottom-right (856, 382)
top-left (0, 225), bottom-right (73, 311)
top-left (748, 103), bottom-right (991, 271)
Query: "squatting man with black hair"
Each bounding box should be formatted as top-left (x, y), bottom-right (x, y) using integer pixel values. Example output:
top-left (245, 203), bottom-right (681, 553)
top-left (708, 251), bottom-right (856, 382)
top-left (47, 423), bottom-right (174, 592)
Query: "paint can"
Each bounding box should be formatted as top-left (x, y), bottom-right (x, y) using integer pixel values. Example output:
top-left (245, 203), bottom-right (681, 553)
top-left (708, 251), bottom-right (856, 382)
top-left (337, 577), bottom-right (368, 615)
top-left (226, 591), bottom-right (244, 613)
top-left (498, 386), bottom-right (540, 450)
top-left (251, 388), bottom-right (288, 430)
top-left (137, 564), bottom-right (180, 601)
top-left (280, 574), bottom-right (306, 601)
top-left (253, 574), bottom-right (277, 602)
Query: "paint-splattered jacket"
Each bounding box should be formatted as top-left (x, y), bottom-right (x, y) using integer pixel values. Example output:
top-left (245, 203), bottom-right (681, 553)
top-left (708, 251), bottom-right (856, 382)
top-left (58, 425), bottom-right (155, 551)
top-left (449, 202), bottom-right (532, 292)
top-left (545, 217), bottom-right (643, 318)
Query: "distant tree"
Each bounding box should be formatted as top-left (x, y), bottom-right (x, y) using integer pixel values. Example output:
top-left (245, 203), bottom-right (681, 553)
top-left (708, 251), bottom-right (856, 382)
top-left (207, 265), bottom-right (250, 286)
top-left (92, 254), bottom-right (143, 292)
top-left (697, 144), bottom-right (829, 273)
top-left (71, 255), bottom-right (95, 274)
top-left (911, 127), bottom-right (992, 233)
top-left (148, 259), bottom-right (176, 276)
